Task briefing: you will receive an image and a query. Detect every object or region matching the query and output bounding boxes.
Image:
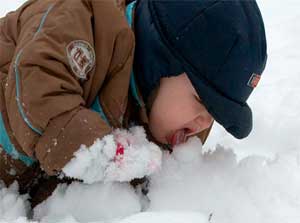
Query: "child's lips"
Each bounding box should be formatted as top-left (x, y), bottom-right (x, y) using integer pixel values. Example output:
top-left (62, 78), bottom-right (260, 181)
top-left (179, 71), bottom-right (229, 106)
top-left (166, 129), bottom-right (187, 148)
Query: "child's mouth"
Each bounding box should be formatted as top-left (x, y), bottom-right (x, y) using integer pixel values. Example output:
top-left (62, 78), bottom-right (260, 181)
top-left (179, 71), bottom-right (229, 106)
top-left (166, 129), bottom-right (188, 148)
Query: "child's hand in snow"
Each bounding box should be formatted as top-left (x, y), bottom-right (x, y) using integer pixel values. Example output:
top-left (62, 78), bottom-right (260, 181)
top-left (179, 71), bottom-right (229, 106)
top-left (61, 126), bottom-right (162, 184)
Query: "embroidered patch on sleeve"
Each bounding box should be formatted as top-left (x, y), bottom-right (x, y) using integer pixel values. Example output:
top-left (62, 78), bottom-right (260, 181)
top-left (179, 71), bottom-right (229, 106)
top-left (247, 73), bottom-right (261, 88)
top-left (66, 40), bottom-right (96, 80)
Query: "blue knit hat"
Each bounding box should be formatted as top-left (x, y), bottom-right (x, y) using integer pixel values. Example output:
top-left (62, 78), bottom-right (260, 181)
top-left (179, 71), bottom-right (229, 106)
top-left (134, 0), bottom-right (267, 139)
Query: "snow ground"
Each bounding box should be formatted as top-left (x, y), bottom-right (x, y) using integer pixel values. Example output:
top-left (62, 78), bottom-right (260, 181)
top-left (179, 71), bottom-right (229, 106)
top-left (1, 0), bottom-right (300, 223)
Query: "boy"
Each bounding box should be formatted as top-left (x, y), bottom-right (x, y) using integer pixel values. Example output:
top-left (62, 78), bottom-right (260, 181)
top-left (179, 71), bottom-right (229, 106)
top-left (0, 0), bottom-right (267, 207)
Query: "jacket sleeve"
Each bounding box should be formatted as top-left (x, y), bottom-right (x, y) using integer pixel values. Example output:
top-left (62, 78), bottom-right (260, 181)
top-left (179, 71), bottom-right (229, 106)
top-left (4, 1), bottom-right (112, 175)
top-left (0, 15), bottom-right (16, 74)
top-left (34, 107), bottom-right (112, 175)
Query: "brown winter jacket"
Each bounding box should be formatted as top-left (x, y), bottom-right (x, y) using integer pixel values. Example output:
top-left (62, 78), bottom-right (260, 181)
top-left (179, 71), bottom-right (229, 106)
top-left (0, 0), bottom-right (212, 188)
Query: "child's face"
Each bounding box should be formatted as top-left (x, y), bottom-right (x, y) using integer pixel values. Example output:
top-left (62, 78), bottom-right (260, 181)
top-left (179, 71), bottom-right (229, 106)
top-left (148, 73), bottom-right (213, 147)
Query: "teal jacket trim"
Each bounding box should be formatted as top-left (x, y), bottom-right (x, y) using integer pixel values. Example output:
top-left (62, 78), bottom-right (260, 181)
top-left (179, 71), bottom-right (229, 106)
top-left (90, 96), bottom-right (110, 126)
top-left (0, 113), bottom-right (36, 166)
top-left (34, 4), bottom-right (55, 37)
top-left (14, 4), bottom-right (55, 136)
top-left (90, 0), bottom-right (142, 125)
top-left (1, 4), bottom-right (55, 166)
top-left (14, 50), bottom-right (43, 135)
top-left (126, 1), bottom-right (143, 108)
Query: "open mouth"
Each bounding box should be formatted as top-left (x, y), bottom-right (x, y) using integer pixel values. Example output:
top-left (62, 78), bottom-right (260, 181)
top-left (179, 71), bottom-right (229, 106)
top-left (166, 129), bottom-right (189, 148)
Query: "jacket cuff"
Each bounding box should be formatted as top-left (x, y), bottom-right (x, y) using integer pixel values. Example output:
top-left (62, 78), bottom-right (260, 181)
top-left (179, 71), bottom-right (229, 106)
top-left (34, 107), bottom-right (112, 175)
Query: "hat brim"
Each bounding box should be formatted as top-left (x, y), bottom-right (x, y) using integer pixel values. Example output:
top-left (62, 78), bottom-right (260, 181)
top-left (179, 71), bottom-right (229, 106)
top-left (187, 70), bottom-right (253, 139)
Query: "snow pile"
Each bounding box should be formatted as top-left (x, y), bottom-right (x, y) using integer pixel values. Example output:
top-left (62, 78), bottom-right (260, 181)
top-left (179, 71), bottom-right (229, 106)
top-left (34, 182), bottom-right (141, 222)
top-left (62, 127), bottom-right (162, 184)
top-left (118, 212), bottom-right (208, 223)
top-left (0, 218), bottom-right (36, 223)
top-left (149, 137), bottom-right (300, 223)
top-left (0, 138), bottom-right (300, 223)
top-left (15, 137), bottom-right (297, 223)
top-left (0, 182), bottom-right (30, 221)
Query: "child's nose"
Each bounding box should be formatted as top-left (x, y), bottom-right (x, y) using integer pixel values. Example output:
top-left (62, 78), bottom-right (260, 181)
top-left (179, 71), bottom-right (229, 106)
top-left (194, 114), bottom-right (213, 131)
top-left (184, 115), bottom-right (213, 137)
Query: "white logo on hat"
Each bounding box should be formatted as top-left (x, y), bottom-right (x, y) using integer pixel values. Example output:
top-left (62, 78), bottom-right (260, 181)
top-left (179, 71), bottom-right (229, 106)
top-left (247, 73), bottom-right (261, 88)
top-left (66, 40), bottom-right (96, 79)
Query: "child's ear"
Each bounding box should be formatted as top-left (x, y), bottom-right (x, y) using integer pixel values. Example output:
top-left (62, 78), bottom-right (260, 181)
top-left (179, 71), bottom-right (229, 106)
top-left (146, 84), bottom-right (160, 116)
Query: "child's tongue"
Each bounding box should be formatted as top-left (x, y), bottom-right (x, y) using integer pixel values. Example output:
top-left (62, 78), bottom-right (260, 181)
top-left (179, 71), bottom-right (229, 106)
top-left (169, 129), bottom-right (187, 148)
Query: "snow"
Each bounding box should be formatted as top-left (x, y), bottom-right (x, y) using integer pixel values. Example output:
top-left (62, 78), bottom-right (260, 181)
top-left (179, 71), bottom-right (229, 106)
top-left (1, 0), bottom-right (300, 223)
top-left (33, 182), bottom-right (141, 222)
top-left (118, 212), bottom-right (209, 223)
top-left (2, 138), bottom-right (300, 223)
top-left (62, 127), bottom-right (162, 184)
top-left (0, 0), bottom-right (25, 18)
top-left (148, 138), bottom-right (300, 223)
top-left (0, 182), bottom-right (29, 221)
